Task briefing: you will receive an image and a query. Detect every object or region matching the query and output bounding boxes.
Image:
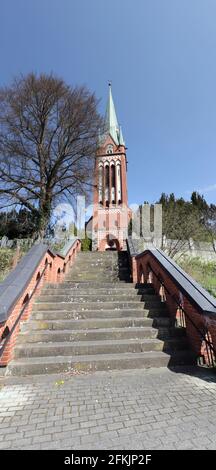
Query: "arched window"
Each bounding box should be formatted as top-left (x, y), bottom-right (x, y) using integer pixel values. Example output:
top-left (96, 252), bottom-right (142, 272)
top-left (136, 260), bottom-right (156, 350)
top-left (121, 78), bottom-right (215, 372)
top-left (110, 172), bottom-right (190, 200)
top-left (111, 164), bottom-right (116, 204)
top-left (105, 165), bottom-right (109, 186)
top-left (116, 162), bottom-right (122, 204)
top-left (106, 144), bottom-right (113, 154)
top-left (105, 165), bottom-right (109, 205)
top-left (98, 165), bottom-right (103, 204)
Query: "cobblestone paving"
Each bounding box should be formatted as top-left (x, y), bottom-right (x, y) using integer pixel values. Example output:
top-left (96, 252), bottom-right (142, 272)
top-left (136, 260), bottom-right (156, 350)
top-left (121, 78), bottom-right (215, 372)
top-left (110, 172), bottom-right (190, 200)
top-left (0, 366), bottom-right (216, 450)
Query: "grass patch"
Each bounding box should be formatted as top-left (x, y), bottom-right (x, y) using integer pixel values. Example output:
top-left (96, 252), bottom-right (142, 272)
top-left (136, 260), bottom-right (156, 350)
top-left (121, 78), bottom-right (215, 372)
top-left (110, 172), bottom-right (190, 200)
top-left (177, 256), bottom-right (216, 297)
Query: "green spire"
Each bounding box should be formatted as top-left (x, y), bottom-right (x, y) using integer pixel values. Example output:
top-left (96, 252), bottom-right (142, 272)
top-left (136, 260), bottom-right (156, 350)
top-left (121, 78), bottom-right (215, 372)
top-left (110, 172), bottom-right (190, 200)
top-left (119, 125), bottom-right (125, 146)
top-left (104, 83), bottom-right (125, 146)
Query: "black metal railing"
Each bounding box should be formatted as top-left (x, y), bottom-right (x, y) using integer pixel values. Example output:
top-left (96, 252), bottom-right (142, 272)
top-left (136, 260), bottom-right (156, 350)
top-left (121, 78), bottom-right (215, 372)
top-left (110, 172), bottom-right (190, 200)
top-left (148, 263), bottom-right (216, 367)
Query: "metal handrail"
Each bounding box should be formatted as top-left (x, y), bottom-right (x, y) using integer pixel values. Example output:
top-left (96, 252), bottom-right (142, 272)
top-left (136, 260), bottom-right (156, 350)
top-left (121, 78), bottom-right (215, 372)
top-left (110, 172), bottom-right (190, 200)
top-left (0, 261), bottom-right (51, 358)
top-left (148, 263), bottom-right (216, 366)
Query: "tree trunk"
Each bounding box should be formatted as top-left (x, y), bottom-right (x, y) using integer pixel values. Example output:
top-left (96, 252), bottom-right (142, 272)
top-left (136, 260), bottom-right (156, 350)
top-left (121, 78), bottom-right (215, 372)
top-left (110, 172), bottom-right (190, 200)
top-left (37, 198), bottom-right (52, 239)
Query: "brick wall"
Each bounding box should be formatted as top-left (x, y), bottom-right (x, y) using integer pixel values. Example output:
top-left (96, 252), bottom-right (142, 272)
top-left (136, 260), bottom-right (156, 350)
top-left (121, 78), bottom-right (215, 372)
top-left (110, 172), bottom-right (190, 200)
top-left (130, 251), bottom-right (216, 366)
top-left (0, 240), bottom-right (81, 366)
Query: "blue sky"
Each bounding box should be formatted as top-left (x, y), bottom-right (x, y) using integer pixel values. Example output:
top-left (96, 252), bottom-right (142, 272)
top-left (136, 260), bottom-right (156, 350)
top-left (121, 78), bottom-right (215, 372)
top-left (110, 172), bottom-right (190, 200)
top-left (1, 0), bottom-right (216, 205)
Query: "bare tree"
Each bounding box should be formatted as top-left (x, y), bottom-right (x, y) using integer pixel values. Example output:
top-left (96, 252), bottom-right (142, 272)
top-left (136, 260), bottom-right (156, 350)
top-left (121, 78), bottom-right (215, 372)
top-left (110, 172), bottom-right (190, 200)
top-left (0, 73), bottom-right (102, 236)
top-left (203, 204), bottom-right (216, 253)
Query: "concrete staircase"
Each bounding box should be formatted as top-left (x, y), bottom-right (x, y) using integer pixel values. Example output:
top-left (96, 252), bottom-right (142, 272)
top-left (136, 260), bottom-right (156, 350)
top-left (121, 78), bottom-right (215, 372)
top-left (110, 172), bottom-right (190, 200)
top-left (6, 251), bottom-right (194, 376)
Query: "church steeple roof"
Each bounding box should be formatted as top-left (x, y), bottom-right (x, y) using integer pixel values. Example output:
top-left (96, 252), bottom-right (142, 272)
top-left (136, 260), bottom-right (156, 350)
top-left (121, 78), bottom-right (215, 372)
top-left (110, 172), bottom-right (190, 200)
top-left (119, 125), bottom-right (125, 146)
top-left (104, 84), bottom-right (125, 146)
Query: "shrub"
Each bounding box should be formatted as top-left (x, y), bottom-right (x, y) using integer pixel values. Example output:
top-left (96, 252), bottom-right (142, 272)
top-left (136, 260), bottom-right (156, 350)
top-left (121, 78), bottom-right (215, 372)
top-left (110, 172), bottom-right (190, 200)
top-left (0, 247), bottom-right (28, 282)
top-left (81, 237), bottom-right (92, 251)
top-left (0, 248), bottom-right (15, 281)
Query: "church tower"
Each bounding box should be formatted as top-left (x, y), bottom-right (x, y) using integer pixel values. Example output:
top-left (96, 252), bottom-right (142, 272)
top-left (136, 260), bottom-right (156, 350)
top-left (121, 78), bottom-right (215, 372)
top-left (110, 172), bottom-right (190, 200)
top-left (92, 84), bottom-right (129, 251)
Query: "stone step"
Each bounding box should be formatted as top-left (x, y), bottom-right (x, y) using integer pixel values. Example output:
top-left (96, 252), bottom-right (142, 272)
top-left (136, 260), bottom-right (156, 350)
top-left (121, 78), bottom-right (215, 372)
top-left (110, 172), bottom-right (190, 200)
top-left (40, 288), bottom-right (155, 300)
top-left (41, 288), bottom-right (156, 296)
top-left (6, 350), bottom-right (195, 376)
top-left (63, 277), bottom-right (134, 289)
top-left (13, 337), bottom-right (189, 359)
top-left (72, 262), bottom-right (119, 267)
top-left (31, 308), bottom-right (165, 320)
top-left (74, 257), bottom-right (126, 261)
top-left (77, 254), bottom-right (119, 258)
top-left (73, 261), bottom-right (128, 266)
top-left (68, 268), bottom-right (122, 273)
top-left (71, 265), bottom-right (124, 270)
top-left (45, 282), bottom-right (149, 290)
top-left (66, 271), bottom-right (119, 276)
top-left (75, 254), bottom-right (119, 258)
top-left (16, 327), bottom-right (160, 343)
top-left (69, 263), bottom-right (119, 266)
top-left (65, 279), bottom-right (122, 283)
top-left (71, 261), bottom-right (128, 266)
top-left (64, 278), bottom-right (126, 283)
top-left (36, 294), bottom-right (160, 303)
top-left (33, 301), bottom-right (164, 311)
top-left (66, 276), bottom-right (129, 282)
top-left (17, 326), bottom-right (185, 343)
top-left (21, 316), bottom-right (172, 331)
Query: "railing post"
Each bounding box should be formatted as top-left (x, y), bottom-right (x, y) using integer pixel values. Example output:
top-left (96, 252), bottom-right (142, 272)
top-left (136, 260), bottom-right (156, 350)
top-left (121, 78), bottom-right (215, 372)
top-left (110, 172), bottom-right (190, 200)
top-left (159, 283), bottom-right (166, 302)
top-left (131, 256), bottom-right (138, 283)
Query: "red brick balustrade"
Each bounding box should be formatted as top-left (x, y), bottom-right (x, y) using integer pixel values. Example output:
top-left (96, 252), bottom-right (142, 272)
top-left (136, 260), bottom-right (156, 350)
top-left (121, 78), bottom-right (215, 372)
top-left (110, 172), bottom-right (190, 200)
top-left (0, 239), bottom-right (81, 366)
top-left (128, 243), bottom-right (216, 367)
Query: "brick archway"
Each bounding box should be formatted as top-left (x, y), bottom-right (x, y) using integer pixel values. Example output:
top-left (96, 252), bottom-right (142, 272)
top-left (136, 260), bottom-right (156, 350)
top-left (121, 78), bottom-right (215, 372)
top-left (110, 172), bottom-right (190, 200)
top-left (98, 235), bottom-right (120, 251)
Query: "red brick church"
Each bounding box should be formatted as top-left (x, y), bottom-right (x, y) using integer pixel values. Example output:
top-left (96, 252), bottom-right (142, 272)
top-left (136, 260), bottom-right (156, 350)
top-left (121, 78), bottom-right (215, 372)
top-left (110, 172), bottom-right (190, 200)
top-left (92, 84), bottom-right (130, 251)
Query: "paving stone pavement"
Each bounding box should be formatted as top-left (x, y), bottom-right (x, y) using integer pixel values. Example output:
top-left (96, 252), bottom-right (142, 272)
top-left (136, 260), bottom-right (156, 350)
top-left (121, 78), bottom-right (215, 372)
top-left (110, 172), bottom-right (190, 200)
top-left (0, 366), bottom-right (216, 450)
